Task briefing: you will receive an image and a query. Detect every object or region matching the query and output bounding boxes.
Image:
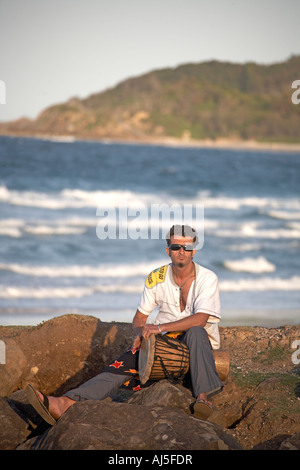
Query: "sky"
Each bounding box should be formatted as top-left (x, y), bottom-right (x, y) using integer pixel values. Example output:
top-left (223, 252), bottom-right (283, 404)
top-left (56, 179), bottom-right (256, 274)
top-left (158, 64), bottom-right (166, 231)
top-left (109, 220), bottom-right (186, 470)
top-left (0, 0), bottom-right (300, 122)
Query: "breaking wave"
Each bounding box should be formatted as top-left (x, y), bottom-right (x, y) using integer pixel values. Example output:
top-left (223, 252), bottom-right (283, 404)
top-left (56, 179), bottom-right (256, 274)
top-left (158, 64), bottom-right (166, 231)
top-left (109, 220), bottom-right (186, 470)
top-left (1, 185), bottom-right (300, 212)
top-left (0, 260), bottom-right (166, 278)
top-left (208, 221), bottom-right (300, 239)
top-left (0, 272), bottom-right (299, 299)
top-left (219, 276), bottom-right (300, 292)
top-left (223, 256), bottom-right (276, 273)
top-left (0, 283), bottom-right (144, 299)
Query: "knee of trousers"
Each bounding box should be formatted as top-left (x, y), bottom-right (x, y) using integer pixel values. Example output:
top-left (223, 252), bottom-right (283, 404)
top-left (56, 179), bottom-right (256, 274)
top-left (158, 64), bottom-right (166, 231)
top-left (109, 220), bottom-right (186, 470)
top-left (183, 326), bottom-right (209, 346)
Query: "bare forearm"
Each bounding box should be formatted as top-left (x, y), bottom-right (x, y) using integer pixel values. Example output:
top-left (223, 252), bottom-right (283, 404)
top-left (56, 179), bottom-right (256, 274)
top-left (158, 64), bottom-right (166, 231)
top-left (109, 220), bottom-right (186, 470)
top-left (141, 312), bottom-right (209, 341)
top-left (132, 310), bottom-right (148, 337)
top-left (159, 312), bottom-right (209, 333)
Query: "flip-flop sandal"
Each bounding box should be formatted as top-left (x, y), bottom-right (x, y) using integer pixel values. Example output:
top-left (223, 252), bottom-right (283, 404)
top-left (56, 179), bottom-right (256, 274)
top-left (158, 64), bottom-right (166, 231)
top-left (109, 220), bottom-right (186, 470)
top-left (26, 384), bottom-right (57, 425)
top-left (190, 399), bottom-right (213, 420)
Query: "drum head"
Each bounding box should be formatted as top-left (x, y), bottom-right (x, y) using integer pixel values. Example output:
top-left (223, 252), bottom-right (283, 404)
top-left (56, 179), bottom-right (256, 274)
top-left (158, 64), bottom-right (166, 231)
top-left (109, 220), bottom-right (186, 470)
top-left (138, 335), bottom-right (156, 384)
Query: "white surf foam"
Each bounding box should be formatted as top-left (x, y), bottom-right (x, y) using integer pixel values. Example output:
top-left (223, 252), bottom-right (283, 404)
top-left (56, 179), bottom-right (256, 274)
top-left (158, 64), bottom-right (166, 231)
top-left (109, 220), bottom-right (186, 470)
top-left (219, 276), bottom-right (300, 292)
top-left (0, 285), bottom-right (95, 299)
top-left (0, 260), bottom-right (166, 278)
top-left (265, 210), bottom-right (300, 220)
top-left (209, 221), bottom-right (300, 239)
top-left (0, 211), bottom-right (215, 239)
top-left (228, 243), bottom-right (262, 252)
top-left (0, 283), bottom-right (144, 298)
top-left (0, 186), bottom-right (162, 210)
top-left (1, 184), bottom-right (300, 213)
top-left (196, 192), bottom-right (300, 211)
top-left (0, 227), bottom-right (23, 238)
top-left (0, 217), bottom-right (100, 238)
top-left (0, 218), bottom-right (24, 237)
top-left (24, 225), bottom-right (87, 235)
top-left (0, 275), bottom-right (299, 299)
top-left (223, 256), bottom-right (276, 273)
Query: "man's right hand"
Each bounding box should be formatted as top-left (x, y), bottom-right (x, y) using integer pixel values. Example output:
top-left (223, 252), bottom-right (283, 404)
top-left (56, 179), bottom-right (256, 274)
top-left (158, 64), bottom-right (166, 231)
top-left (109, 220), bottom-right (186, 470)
top-left (132, 335), bottom-right (142, 350)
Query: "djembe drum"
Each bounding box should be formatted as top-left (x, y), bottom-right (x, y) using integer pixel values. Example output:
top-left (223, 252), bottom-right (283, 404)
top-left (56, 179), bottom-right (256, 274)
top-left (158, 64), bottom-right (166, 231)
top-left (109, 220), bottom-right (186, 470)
top-left (138, 334), bottom-right (190, 385)
top-left (138, 334), bottom-right (230, 384)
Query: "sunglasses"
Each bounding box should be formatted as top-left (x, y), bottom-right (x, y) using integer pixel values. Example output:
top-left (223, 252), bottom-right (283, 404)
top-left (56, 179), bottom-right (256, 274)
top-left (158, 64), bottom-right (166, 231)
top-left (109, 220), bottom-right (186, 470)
top-left (169, 244), bottom-right (195, 252)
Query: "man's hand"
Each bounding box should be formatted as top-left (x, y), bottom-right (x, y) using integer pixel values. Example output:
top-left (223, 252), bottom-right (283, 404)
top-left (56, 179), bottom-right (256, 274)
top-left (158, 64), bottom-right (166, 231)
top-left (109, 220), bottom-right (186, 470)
top-left (142, 324), bottom-right (160, 341)
top-left (132, 335), bottom-right (142, 349)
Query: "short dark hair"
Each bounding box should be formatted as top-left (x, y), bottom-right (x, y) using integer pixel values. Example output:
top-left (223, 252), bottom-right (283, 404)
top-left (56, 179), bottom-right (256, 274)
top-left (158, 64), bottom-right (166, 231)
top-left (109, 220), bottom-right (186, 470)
top-left (166, 225), bottom-right (198, 247)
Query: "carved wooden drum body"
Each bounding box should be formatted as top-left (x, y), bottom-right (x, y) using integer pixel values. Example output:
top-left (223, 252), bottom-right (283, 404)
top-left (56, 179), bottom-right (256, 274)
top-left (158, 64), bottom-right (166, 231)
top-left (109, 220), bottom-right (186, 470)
top-left (138, 334), bottom-right (190, 384)
top-left (138, 334), bottom-right (230, 385)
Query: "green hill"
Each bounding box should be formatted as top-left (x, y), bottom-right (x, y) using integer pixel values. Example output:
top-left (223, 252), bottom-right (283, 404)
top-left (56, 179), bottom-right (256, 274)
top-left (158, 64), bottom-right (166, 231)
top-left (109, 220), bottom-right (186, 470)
top-left (1, 56), bottom-right (300, 143)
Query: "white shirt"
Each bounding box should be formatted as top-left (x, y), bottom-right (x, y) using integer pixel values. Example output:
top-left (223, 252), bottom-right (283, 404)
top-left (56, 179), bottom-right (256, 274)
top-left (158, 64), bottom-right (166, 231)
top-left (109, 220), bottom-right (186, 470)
top-left (138, 262), bottom-right (221, 349)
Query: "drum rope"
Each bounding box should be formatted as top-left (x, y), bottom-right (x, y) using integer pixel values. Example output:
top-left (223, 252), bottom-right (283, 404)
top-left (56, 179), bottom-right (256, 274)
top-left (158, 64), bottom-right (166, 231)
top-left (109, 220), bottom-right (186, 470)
top-left (154, 335), bottom-right (189, 384)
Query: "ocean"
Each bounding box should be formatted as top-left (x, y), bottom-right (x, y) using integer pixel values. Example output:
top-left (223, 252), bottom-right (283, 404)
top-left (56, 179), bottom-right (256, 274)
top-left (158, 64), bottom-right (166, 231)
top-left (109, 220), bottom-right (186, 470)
top-left (0, 135), bottom-right (299, 327)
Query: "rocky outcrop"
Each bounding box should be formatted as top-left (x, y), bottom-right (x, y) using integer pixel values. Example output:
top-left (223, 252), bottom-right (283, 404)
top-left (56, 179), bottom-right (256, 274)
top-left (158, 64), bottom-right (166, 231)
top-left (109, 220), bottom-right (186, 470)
top-left (1, 380), bottom-right (243, 451)
top-left (16, 388), bottom-right (242, 450)
top-left (1, 57), bottom-right (300, 145)
top-left (0, 314), bottom-right (133, 397)
top-left (0, 314), bottom-right (299, 450)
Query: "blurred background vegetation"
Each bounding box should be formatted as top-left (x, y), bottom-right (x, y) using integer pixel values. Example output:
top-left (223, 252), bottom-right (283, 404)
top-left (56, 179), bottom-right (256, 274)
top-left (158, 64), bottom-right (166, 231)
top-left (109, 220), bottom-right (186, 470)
top-left (1, 56), bottom-right (299, 143)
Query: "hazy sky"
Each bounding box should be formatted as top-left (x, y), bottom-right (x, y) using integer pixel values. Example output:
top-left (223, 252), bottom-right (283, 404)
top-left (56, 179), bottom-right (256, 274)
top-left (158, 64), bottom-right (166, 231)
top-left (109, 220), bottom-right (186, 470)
top-left (0, 0), bottom-right (299, 122)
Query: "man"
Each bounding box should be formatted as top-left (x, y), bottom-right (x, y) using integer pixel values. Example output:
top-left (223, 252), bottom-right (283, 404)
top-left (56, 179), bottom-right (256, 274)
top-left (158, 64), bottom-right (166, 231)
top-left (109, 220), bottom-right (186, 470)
top-left (26, 224), bottom-right (223, 424)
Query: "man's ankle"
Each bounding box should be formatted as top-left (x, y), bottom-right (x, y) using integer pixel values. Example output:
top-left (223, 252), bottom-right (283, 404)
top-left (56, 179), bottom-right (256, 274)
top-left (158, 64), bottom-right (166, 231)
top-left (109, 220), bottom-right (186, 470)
top-left (49, 395), bottom-right (75, 419)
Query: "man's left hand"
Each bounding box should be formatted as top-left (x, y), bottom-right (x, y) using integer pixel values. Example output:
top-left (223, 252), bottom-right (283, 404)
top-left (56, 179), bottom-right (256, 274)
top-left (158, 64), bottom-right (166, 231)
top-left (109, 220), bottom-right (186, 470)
top-left (142, 324), bottom-right (160, 341)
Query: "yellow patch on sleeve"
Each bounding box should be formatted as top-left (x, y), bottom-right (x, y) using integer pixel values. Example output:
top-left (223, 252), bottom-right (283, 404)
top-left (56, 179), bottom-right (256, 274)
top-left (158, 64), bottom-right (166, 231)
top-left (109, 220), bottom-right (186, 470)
top-left (145, 265), bottom-right (168, 288)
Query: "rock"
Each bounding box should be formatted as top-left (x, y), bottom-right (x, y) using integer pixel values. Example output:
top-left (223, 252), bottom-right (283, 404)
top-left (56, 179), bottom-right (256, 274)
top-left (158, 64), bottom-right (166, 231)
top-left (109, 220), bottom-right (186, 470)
top-left (16, 399), bottom-right (243, 450)
top-left (0, 314), bottom-right (133, 397)
top-left (0, 314), bottom-right (299, 450)
top-left (225, 374), bottom-right (300, 450)
top-left (220, 324), bottom-right (300, 373)
top-left (252, 432), bottom-right (300, 450)
top-left (0, 380), bottom-right (242, 450)
top-left (0, 389), bottom-right (50, 450)
top-left (128, 379), bottom-right (193, 411)
top-left (127, 378), bottom-right (245, 430)
top-left (0, 338), bottom-right (27, 396)
top-left (279, 432), bottom-right (300, 450)
top-left (209, 374), bottom-right (244, 429)
top-left (0, 395), bottom-right (29, 450)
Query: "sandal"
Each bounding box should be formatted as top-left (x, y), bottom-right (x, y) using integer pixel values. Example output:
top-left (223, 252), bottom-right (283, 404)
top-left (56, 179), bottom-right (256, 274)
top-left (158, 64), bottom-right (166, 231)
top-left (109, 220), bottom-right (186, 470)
top-left (190, 398), bottom-right (213, 420)
top-left (26, 384), bottom-right (56, 425)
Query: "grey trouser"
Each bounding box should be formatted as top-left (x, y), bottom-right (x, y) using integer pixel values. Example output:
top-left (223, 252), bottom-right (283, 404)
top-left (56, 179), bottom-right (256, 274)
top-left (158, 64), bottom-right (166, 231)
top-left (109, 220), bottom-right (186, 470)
top-left (64, 326), bottom-right (223, 402)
